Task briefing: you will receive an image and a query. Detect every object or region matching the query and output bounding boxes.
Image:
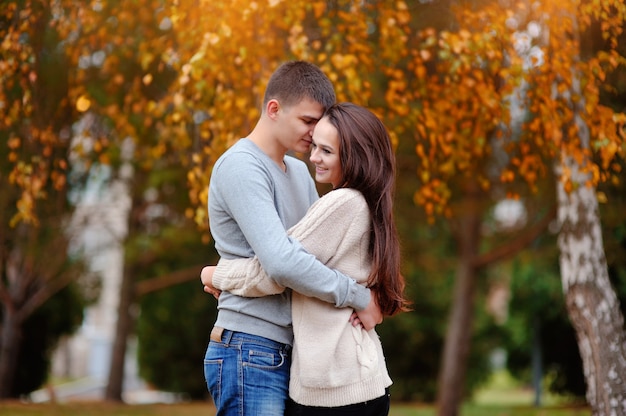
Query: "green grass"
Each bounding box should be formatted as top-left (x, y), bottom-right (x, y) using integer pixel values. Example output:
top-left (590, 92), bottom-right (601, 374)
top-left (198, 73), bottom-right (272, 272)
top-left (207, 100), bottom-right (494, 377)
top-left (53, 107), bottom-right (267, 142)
top-left (0, 401), bottom-right (591, 416)
top-left (0, 402), bottom-right (205, 416)
top-left (474, 370), bottom-right (569, 406)
top-left (0, 371), bottom-right (590, 416)
top-left (392, 404), bottom-right (590, 416)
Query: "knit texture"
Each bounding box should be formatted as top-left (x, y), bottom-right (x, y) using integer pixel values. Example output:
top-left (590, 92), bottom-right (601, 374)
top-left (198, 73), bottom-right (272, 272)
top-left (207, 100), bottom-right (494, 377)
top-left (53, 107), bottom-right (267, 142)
top-left (209, 138), bottom-right (370, 346)
top-left (213, 188), bottom-right (393, 406)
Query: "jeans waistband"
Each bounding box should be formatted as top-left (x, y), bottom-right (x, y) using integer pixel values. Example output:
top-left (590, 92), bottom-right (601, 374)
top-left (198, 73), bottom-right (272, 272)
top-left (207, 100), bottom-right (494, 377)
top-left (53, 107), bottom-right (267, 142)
top-left (210, 326), bottom-right (292, 352)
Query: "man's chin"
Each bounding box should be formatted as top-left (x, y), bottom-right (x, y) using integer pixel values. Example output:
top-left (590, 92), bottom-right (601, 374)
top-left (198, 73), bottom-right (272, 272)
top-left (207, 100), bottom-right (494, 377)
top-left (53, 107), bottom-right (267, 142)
top-left (293, 143), bottom-right (312, 154)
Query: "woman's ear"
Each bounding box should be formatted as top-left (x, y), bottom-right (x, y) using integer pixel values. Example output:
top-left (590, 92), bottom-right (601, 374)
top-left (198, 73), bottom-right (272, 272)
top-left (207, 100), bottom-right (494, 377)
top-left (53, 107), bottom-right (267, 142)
top-left (266, 99), bottom-right (280, 120)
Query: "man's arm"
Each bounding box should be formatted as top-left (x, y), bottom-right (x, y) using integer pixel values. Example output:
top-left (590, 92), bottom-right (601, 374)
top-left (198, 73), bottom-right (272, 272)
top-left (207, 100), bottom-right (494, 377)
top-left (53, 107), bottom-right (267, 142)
top-left (201, 262), bottom-right (381, 330)
top-left (212, 153), bottom-right (371, 310)
top-left (212, 185), bottom-right (382, 328)
top-left (212, 189), bottom-right (364, 296)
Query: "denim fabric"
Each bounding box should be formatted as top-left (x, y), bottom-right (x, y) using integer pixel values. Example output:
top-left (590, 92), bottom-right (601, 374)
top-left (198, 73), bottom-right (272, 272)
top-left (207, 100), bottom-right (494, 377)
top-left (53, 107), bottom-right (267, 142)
top-left (285, 389), bottom-right (390, 416)
top-left (204, 329), bottom-right (291, 416)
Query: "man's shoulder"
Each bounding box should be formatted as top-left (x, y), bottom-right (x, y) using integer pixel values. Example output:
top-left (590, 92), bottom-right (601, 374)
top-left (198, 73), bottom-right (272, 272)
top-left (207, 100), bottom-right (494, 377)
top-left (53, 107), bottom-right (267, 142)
top-left (217, 139), bottom-right (257, 161)
top-left (284, 153), bottom-right (306, 164)
top-left (214, 140), bottom-right (266, 173)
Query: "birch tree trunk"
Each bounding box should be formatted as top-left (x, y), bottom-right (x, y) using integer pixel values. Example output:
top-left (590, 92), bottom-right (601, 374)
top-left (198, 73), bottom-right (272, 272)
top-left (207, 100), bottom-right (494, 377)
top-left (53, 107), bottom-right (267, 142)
top-left (556, 156), bottom-right (626, 415)
top-left (554, 5), bottom-right (626, 412)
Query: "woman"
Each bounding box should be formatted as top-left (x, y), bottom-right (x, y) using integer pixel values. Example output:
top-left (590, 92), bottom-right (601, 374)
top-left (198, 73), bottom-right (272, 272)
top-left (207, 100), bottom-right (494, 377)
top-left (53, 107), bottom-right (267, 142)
top-left (205, 102), bottom-right (410, 415)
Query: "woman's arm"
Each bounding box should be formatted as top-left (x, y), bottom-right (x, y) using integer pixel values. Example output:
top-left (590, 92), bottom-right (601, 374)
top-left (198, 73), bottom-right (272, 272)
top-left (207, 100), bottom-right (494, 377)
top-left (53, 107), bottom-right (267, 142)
top-left (212, 188), bottom-right (369, 297)
top-left (211, 256), bottom-right (284, 297)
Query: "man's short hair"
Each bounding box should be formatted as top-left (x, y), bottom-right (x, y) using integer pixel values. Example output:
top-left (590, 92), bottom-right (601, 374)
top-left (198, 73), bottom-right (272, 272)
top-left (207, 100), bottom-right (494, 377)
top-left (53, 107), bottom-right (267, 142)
top-left (263, 61), bottom-right (336, 111)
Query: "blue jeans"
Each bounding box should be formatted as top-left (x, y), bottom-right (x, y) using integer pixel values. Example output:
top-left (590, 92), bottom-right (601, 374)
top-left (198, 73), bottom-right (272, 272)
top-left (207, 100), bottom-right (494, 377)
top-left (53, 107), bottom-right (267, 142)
top-left (204, 328), bottom-right (291, 416)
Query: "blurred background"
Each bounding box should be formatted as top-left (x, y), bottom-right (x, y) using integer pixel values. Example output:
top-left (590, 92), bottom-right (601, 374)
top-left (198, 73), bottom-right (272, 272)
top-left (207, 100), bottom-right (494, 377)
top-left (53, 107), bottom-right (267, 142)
top-left (1, 1), bottom-right (625, 415)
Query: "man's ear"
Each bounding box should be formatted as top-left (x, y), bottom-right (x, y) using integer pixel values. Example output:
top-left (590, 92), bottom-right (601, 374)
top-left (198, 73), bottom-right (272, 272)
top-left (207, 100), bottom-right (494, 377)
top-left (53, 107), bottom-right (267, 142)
top-left (266, 99), bottom-right (280, 120)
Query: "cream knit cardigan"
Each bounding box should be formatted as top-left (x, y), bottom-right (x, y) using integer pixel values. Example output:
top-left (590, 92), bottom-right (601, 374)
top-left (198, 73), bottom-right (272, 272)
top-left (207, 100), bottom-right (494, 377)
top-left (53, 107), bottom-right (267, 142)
top-left (212, 187), bottom-right (392, 407)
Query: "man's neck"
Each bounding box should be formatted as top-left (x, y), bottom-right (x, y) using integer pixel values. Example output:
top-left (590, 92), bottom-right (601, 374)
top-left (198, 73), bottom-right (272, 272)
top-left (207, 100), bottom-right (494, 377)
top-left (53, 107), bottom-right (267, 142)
top-left (247, 131), bottom-right (288, 171)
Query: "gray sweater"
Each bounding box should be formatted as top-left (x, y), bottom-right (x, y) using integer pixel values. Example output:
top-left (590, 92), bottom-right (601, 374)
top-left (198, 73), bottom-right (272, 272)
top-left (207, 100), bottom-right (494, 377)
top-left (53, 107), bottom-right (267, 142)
top-left (208, 139), bottom-right (371, 345)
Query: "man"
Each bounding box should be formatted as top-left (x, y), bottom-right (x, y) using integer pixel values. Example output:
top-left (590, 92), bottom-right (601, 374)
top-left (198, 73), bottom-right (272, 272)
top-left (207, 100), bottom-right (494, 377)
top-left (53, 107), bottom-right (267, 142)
top-left (203, 61), bottom-right (380, 416)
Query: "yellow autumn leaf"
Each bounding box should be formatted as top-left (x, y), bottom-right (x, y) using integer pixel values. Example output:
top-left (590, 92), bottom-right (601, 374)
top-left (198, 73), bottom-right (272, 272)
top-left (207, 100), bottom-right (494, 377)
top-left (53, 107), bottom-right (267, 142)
top-left (143, 73), bottom-right (153, 85)
top-left (76, 95), bottom-right (91, 112)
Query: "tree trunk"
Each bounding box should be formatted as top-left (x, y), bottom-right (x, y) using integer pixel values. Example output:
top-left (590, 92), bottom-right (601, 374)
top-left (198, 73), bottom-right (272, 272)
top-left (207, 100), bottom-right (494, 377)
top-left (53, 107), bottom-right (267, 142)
top-left (556, 158), bottom-right (626, 415)
top-left (554, 5), bottom-right (626, 409)
top-left (0, 307), bottom-right (22, 398)
top-left (436, 187), bottom-right (482, 416)
top-left (101, 145), bottom-right (136, 402)
top-left (104, 264), bottom-right (136, 402)
top-left (531, 315), bottom-right (543, 407)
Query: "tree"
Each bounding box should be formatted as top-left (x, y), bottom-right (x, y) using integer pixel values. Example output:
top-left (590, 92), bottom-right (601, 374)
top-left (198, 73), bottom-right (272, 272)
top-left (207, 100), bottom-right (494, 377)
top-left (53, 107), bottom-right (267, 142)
top-left (0, 0), bottom-right (191, 400)
top-left (49, 0), bottom-right (190, 401)
top-left (506, 155), bottom-right (626, 402)
top-left (9, 283), bottom-right (86, 398)
top-left (378, 4), bottom-right (551, 414)
top-left (0, 0), bottom-right (88, 397)
top-left (519, 1), bottom-right (626, 413)
top-left (381, 1), bottom-right (625, 414)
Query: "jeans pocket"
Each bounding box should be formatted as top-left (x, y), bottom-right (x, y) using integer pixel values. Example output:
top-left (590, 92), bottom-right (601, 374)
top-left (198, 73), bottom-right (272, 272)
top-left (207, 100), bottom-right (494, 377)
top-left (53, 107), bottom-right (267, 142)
top-left (204, 358), bottom-right (223, 406)
top-left (243, 347), bottom-right (290, 413)
top-left (245, 348), bottom-right (286, 370)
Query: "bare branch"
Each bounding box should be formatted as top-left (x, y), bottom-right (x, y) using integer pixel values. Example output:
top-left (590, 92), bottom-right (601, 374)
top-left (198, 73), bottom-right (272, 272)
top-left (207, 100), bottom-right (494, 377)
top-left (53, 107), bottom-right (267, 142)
top-left (473, 205), bottom-right (557, 268)
top-left (134, 264), bottom-right (205, 296)
top-left (17, 273), bottom-right (79, 323)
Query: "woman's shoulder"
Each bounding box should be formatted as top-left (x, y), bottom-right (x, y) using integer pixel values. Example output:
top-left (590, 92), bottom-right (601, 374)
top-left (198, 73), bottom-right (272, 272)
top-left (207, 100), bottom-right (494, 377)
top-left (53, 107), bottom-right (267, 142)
top-left (325, 187), bottom-right (364, 200)
top-left (316, 188), bottom-right (366, 210)
top-left (292, 188), bottom-right (369, 236)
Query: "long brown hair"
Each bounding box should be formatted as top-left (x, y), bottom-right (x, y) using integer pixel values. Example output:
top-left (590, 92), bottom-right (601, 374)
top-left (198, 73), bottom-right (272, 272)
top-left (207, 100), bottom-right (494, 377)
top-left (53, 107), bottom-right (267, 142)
top-left (324, 103), bottom-right (410, 316)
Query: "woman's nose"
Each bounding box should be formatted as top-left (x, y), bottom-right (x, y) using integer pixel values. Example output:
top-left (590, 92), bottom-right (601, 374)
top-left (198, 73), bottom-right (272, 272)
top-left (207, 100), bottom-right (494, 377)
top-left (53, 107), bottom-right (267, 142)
top-left (310, 149), bottom-right (320, 163)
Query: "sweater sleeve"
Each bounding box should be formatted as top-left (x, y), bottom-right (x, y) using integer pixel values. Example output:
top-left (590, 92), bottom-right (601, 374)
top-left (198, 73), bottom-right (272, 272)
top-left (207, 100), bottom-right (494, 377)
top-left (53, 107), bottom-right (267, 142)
top-left (213, 256), bottom-right (285, 297)
top-left (213, 153), bottom-right (370, 310)
top-left (213, 189), bottom-right (370, 298)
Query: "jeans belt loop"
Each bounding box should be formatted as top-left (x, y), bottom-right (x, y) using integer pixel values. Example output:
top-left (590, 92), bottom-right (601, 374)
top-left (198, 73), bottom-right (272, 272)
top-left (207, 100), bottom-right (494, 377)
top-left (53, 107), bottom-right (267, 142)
top-left (222, 328), bottom-right (234, 344)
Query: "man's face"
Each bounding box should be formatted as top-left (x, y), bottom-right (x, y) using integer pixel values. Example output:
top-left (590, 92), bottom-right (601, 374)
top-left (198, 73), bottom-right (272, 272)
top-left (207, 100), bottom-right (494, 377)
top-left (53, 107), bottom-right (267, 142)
top-left (276, 97), bottom-right (325, 154)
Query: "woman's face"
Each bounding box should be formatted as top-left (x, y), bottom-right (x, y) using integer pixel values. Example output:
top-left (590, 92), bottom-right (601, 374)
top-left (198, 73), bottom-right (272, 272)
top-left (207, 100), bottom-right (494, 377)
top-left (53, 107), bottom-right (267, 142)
top-left (310, 117), bottom-right (342, 188)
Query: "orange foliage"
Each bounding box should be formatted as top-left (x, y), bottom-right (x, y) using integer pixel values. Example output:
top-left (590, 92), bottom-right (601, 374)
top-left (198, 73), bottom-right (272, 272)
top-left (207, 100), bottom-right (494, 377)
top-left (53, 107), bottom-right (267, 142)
top-left (380, 0), bottom-right (625, 221)
top-left (166, 0), bottom-right (407, 227)
top-left (2, 0), bottom-right (624, 227)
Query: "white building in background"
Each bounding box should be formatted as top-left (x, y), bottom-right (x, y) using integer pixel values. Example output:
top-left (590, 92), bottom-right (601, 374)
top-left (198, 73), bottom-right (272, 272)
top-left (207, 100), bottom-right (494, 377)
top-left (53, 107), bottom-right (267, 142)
top-left (35, 117), bottom-right (145, 401)
top-left (51, 165), bottom-right (132, 381)
top-left (43, 171), bottom-right (141, 402)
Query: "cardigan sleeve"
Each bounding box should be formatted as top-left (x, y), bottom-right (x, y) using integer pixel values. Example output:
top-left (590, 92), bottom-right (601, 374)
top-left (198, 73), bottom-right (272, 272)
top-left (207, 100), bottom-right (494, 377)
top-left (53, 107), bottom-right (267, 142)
top-left (212, 189), bottom-right (369, 297)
